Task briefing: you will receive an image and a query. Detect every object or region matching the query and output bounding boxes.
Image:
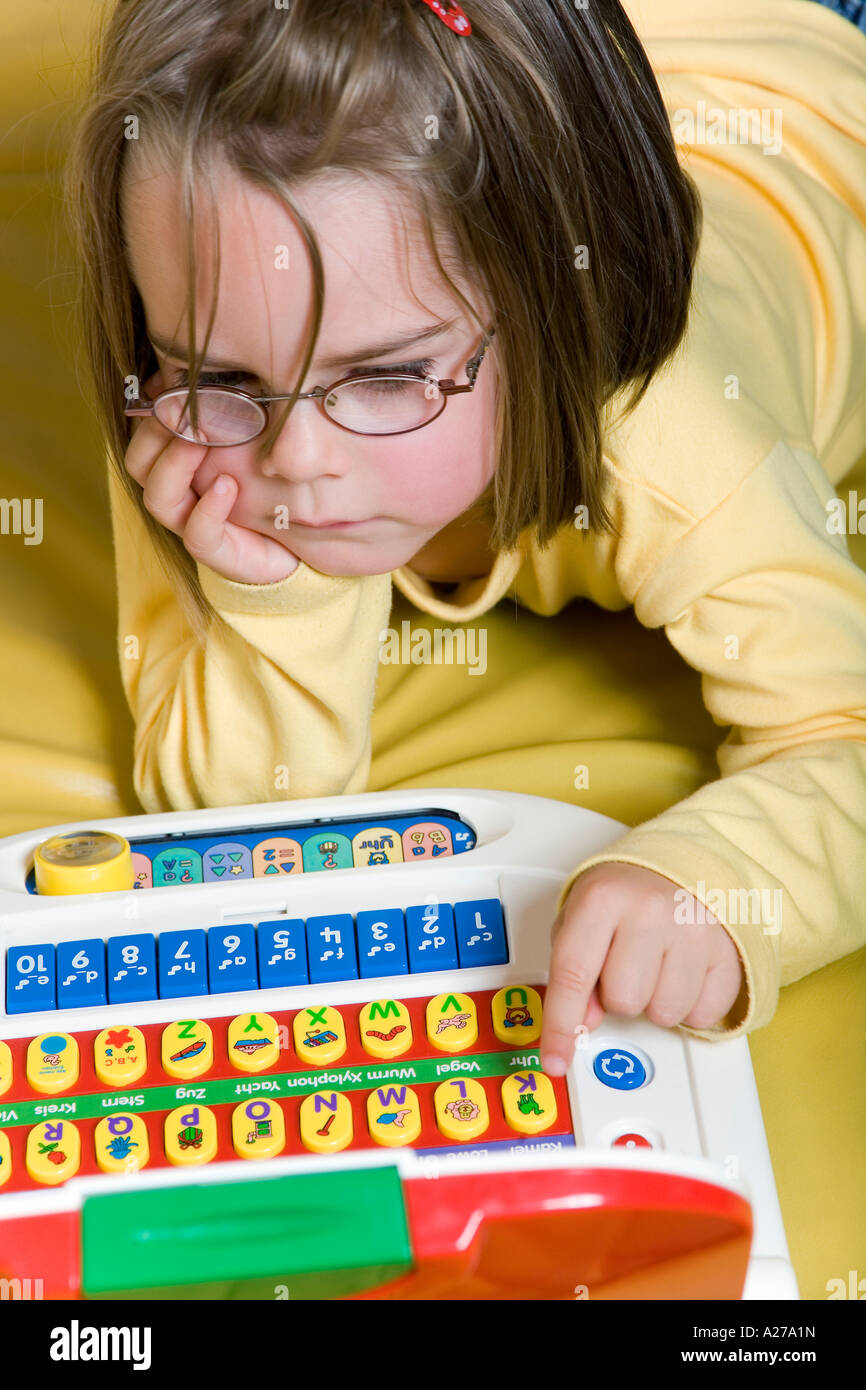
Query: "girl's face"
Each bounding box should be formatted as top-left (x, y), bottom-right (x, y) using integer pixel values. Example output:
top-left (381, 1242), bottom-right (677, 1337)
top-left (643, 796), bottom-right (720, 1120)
top-left (121, 159), bottom-right (498, 577)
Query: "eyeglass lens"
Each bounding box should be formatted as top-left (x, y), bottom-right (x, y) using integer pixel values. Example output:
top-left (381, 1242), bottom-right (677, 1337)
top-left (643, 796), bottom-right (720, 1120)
top-left (153, 377), bottom-right (444, 444)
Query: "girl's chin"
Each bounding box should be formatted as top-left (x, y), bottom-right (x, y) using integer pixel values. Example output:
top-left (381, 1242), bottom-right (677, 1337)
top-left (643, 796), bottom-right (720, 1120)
top-left (292, 537), bottom-right (421, 575)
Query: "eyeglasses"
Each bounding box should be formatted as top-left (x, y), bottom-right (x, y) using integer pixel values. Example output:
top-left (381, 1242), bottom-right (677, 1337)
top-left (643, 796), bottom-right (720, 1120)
top-left (125, 325), bottom-right (496, 445)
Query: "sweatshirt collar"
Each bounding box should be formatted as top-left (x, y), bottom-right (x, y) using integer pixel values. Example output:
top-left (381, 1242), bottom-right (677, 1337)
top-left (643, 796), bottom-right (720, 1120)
top-left (392, 540), bottom-right (524, 621)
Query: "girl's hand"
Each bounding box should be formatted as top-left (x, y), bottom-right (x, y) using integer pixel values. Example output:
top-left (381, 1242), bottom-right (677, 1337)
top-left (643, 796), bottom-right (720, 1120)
top-left (124, 371), bottom-right (300, 585)
top-left (540, 863), bottom-right (745, 1075)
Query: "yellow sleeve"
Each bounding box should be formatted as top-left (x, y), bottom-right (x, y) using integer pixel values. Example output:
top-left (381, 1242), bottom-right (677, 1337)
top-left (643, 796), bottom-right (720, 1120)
top-left (555, 439), bottom-right (866, 1041)
top-left (107, 458), bottom-right (393, 812)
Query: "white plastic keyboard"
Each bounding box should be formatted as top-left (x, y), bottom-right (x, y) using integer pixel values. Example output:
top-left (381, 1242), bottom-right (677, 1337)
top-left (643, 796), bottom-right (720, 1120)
top-left (0, 788), bottom-right (798, 1299)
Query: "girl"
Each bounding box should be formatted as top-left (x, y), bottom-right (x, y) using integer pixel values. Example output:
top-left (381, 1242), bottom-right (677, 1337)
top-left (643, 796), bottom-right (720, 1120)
top-left (64, 0), bottom-right (866, 1077)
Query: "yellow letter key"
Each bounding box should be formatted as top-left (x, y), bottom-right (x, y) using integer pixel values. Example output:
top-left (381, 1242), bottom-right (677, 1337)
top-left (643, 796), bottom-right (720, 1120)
top-left (231, 1098), bottom-right (286, 1159)
top-left (26, 1033), bottom-right (79, 1095)
top-left (299, 1091), bottom-right (354, 1154)
top-left (161, 1020), bottom-right (213, 1080)
top-left (367, 1085), bottom-right (422, 1147)
top-left (0, 1129), bottom-right (12, 1187)
top-left (359, 999), bottom-right (413, 1059)
top-left (26, 1120), bottom-right (81, 1185)
top-left (433, 1078), bottom-right (490, 1142)
top-left (227, 1012), bottom-right (281, 1073)
top-left (425, 993), bottom-right (477, 1053)
top-left (94, 1113), bottom-right (150, 1173)
top-left (94, 1026), bottom-right (147, 1087)
top-left (292, 1005), bottom-right (346, 1067)
top-left (491, 985), bottom-right (543, 1046)
top-left (164, 1105), bottom-right (218, 1165)
top-left (501, 1070), bottom-right (558, 1134)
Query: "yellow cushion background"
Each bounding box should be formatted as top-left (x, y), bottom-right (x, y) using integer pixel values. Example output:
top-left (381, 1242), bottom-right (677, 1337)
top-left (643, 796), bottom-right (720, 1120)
top-left (1, 0), bottom-right (864, 1300)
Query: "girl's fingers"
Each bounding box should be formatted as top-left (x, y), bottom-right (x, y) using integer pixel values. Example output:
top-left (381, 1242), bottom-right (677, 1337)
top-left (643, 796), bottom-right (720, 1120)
top-left (643, 945), bottom-right (705, 1029)
top-left (124, 377), bottom-right (303, 583)
top-left (594, 923), bottom-right (663, 1019)
top-left (578, 987), bottom-right (606, 1034)
top-left (127, 425), bottom-right (210, 537)
top-left (181, 474), bottom-right (239, 567)
top-left (683, 929), bottom-right (745, 1030)
top-left (542, 898), bottom-right (618, 1075)
top-left (183, 480), bottom-right (301, 583)
top-left (126, 422), bottom-right (301, 583)
top-left (123, 371), bottom-right (171, 477)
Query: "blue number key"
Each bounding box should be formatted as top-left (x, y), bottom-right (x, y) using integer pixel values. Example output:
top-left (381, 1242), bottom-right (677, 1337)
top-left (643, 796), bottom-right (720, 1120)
top-left (207, 923), bottom-right (258, 992)
top-left (57, 939), bottom-right (107, 1009)
top-left (258, 919), bottom-right (308, 988)
top-left (6, 944), bottom-right (56, 1014)
top-left (357, 908), bottom-right (408, 978)
top-left (454, 898), bottom-right (508, 968)
top-left (107, 935), bottom-right (157, 1005)
top-left (406, 901), bottom-right (458, 973)
top-left (158, 929), bottom-right (208, 997)
top-left (306, 914), bottom-right (357, 984)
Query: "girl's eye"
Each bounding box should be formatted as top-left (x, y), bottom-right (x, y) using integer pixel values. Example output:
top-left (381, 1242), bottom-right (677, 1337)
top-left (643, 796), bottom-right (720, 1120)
top-left (166, 369), bottom-right (253, 389)
top-left (164, 358), bottom-right (437, 390)
top-left (344, 358), bottom-right (436, 381)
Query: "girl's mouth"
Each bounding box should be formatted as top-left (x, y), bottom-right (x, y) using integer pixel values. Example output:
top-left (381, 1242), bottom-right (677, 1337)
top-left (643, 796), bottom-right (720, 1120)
top-left (292, 517), bottom-right (380, 529)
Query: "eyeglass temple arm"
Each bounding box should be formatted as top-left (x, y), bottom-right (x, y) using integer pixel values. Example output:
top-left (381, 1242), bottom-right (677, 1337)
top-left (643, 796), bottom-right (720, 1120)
top-left (437, 323), bottom-right (496, 395)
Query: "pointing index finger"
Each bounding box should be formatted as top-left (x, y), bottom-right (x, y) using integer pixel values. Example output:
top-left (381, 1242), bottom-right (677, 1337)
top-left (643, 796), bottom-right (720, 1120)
top-left (541, 889), bottom-right (617, 1076)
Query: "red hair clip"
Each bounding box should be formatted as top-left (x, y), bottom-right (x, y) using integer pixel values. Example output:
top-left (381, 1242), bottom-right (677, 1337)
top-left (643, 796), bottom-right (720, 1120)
top-left (419, 0), bottom-right (472, 35)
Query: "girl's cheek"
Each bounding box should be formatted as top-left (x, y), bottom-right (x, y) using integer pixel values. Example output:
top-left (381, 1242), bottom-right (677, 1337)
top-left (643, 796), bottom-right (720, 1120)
top-left (190, 451), bottom-right (250, 498)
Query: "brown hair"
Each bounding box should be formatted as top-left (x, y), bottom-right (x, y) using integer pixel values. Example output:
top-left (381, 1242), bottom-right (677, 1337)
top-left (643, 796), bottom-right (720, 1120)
top-left (63, 0), bottom-right (702, 643)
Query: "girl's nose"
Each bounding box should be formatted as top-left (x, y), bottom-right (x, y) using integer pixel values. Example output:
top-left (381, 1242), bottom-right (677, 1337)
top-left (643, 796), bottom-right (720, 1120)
top-left (257, 404), bottom-right (347, 482)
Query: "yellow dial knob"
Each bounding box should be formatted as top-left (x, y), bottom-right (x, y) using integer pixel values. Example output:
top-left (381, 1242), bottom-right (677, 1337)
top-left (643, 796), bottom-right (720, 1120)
top-left (34, 830), bottom-right (134, 895)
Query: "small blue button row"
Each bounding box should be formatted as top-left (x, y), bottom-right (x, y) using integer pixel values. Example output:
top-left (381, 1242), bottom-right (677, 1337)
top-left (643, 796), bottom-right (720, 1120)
top-left (4, 897), bottom-right (508, 1013)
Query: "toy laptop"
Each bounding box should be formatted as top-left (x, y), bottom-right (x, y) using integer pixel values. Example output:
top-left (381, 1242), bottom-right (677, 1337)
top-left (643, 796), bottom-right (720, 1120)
top-left (0, 787), bottom-right (799, 1300)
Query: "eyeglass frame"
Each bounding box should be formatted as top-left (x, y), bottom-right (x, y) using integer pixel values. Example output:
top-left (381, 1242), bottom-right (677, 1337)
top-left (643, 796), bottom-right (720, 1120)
top-left (125, 323), bottom-right (496, 443)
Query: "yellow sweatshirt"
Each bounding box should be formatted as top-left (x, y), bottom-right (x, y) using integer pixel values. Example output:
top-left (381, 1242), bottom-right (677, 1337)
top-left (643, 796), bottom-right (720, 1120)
top-left (108, 0), bottom-right (866, 1044)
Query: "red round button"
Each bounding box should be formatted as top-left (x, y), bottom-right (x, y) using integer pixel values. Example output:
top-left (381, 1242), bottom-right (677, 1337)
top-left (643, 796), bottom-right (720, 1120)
top-left (612, 1132), bottom-right (653, 1149)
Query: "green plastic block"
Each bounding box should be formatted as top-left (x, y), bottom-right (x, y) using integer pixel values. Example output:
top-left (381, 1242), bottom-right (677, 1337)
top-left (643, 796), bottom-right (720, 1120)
top-left (82, 1166), bottom-right (412, 1300)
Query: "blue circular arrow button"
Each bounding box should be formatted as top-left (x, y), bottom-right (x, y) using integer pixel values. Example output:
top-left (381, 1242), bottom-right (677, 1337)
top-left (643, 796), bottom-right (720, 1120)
top-left (593, 1047), bottom-right (647, 1090)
